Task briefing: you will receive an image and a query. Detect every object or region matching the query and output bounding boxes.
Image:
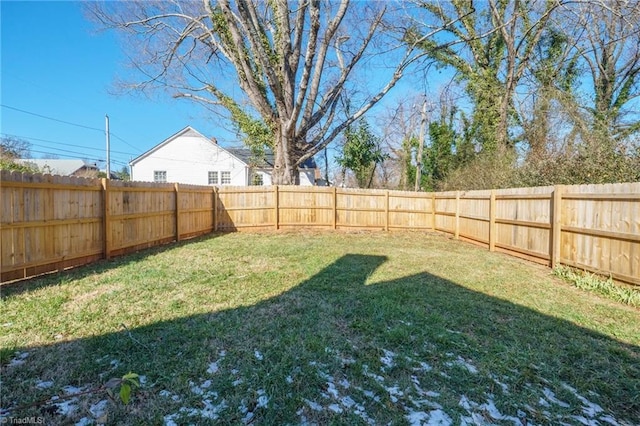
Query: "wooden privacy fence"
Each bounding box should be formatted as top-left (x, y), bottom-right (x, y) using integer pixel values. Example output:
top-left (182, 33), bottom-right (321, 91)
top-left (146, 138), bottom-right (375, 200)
top-left (1, 170), bottom-right (638, 285)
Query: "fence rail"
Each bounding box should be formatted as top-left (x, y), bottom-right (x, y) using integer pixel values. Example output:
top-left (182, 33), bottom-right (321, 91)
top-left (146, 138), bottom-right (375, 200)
top-left (1, 170), bottom-right (638, 285)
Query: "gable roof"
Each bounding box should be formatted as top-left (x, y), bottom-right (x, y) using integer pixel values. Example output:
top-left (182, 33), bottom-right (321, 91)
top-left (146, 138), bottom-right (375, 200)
top-left (226, 148), bottom-right (273, 167)
top-left (130, 126), bottom-right (316, 169)
top-left (226, 148), bottom-right (316, 169)
top-left (129, 126), bottom-right (215, 166)
top-left (18, 159), bottom-right (98, 176)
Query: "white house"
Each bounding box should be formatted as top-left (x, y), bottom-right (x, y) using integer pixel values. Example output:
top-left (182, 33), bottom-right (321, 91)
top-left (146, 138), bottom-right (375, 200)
top-left (129, 126), bottom-right (316, 186)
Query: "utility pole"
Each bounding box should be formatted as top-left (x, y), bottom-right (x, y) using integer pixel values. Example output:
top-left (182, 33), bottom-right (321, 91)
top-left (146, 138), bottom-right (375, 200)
top-left (105, 114), bottom-right (111, 179)
top-left (414, 100), bottom-right (427, 192)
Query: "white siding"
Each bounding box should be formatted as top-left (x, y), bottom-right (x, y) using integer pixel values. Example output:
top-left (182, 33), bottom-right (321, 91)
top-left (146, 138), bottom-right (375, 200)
top-left (248, 169), bottom-right (314, 186)
top-left (131, 134), bottom-right (248, 186)
top-left (299, 169), bottom-right (315, 186)
top-left (255, 170), bottom-right (272, 186)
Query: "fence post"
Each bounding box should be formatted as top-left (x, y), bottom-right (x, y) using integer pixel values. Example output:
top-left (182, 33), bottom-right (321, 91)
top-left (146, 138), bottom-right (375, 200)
top-left (489, 190), bottom-right (496, 251)
top-left (332, 187), bottom-right (337, 229)
top-left (213, 186), bottom-right (218, 232)
top-left (101, 178), bottom-right (111, 260)
top-left (175, 183), bottom-right (181, 242)
top-left (454, 191), bottom-right (460, 239)
top-left (274, 185), bottom-right (280, 230)
top-left (384, 190), bottom-right (390, 231)
top-left (551, 185), bottom-right (564, 268)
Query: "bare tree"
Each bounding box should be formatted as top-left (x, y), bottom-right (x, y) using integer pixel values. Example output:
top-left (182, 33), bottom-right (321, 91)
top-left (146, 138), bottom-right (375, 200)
top-left (0, 135), bottom-right (31, 159)
top-left (89, 0), bottom-right (458, 184)
top-left (569, 0), bottom-right (640, 142)
top-left (0, 136), bottom-right (37, 172)
top-left (375, 94), bottom-right (423, 190)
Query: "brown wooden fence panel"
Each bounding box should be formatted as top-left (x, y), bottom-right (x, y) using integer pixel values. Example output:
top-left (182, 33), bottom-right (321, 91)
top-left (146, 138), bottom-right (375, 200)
top-left (216, 186), bottom-right (275, 231)
top-left (107, 180), bottom-right (176, 257)
top-left (178, 184), bottom-right (215, 239)
top-left (278, 186), bottom-right (334, 229)
top-left (336, 188), bottom-right (386, 229)
top-left (492, 186), bottom-right (553, 264)
top-left (0, 171), bottom-right (103, 282)
top-left (388, 190), bottom-right (432, 230)
top-left (458, 190), bottom-right (491, 247)
top-left (560, 182), bottom-right (640, 285)
top-left (434, 191), bottom-right (457, 235)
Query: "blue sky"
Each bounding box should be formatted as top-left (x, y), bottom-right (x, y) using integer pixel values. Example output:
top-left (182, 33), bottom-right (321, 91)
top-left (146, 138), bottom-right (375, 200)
top-left (1, 1), bottom-right (242, 172)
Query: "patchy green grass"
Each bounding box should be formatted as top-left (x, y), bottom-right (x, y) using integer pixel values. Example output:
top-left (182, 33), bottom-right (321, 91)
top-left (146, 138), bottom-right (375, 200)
top-left (554, 266), bottom-right (640, 307)
top-left (1, 231), bottom-right (638, 425)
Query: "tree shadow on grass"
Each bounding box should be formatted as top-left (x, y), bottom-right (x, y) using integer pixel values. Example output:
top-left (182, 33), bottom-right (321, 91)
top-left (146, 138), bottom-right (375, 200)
top-left (1, 254), bottom-right (639, 425)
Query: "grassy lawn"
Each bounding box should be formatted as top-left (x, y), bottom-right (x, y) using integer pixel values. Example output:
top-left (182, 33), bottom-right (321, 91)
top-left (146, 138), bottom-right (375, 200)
top-left (1, 231), bottom-right (638, 425)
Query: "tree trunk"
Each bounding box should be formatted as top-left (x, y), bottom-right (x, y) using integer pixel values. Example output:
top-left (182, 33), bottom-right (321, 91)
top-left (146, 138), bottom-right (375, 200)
top-left (272, 125), bottom-right (300, 185)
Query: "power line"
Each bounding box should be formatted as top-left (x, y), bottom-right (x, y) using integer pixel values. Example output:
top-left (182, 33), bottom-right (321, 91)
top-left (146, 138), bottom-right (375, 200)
top-left (29, 144), bottom-right (106, 159)
top-left (1, 104), bottom-right (105, 132)
top-left (26, 149), bottom-right (105, 164)
top-left (1, 135), bottom-right (132, 168)
top-left (1, 132), bottom-right (138, 157)
top-left (1, 104), bottom-right (142, 153)
top-left (27, 144), bottom-right (126, 166)
top-left (110, 132), bottom-right (142, 153)
top-left (21, 150), bottom-right (127, 168)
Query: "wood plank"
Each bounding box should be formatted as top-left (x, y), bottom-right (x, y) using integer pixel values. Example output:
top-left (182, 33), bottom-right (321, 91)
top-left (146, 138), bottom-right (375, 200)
top-left (459, 214), bottom-right (490, 222)
top-left (110, 211), bottom-right (175, 221)
top-left (108, 186), bottom-right (174, 193)
top-left (562, 193), bottom-right (640, 201)
top-left (385, 190), bottom-right (389, 232)
top-left (1, 249), bottom-right (104, 274)
top-left (1, 218), bottom-right (102, 228)
top-left (388, 208), bottom-right (430, 214)
top-left (388, 225), bottom-right (433, 230)
top-left (102, 178), bottom-right (111, 260)
top-left (0, 181), bottom-right (102, 191)
top-left (459, 195), bottom-right (490, 200)
top-left (495, 246), bottom-right (550, 266)
top-left (561, 226), bottom-right (640, 243)
top-left (175, 183), bottom-right (181, 242)
top-left (459, 232), bottom-right (489, 245)
top-left (495, 218), bottom-right (551, 229)
top-left (489, 190), bottom-right (496, 251)
top-left (335, 207), bottom-right (386, 213)
top-left (332, 187), bottom-right (337, 230)
top-left (551, 185), bottom-right (563, 268)
top-left (496, 193), bottom-right (551, 200)
top-left (495, 242), bottom-right (551, 261)
top-left (274, 185), bottom-right (279, 230)
top-left (431, 193), bottom-right (436, 230)
top-left (278, 206), bottom-right (334, 210)
top-left (278, 222), bottom-right (332, 227)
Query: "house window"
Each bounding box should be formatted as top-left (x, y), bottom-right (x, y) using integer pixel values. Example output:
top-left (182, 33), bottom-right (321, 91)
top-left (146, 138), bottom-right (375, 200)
top-left (221, 171), bottom-right (231, 185)
top-left (208, 171), bottom-right (218, 185)
top-left (154, 171), bottom-right (167, 183)
top-left (251, 173), bottom-right (264, 186)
